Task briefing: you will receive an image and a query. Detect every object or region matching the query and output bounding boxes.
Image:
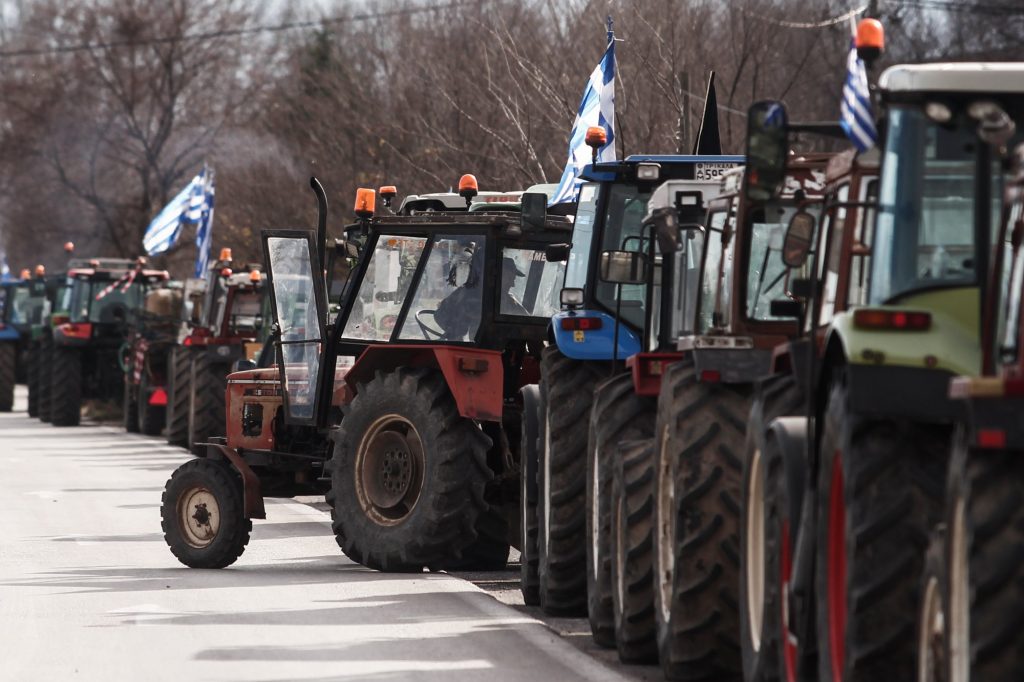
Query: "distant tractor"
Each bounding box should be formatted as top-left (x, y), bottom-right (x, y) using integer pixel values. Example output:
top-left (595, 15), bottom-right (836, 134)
top-left (159, 181), bottom-right (570, 573)
top-left (0, 271), bottom-right (48, 411)
top-left (26, 268), bottom-right (70, 421)
top-left (48, 258), bottom-right (169, 427)
top-left (121, 283), bottom-right (184, 435)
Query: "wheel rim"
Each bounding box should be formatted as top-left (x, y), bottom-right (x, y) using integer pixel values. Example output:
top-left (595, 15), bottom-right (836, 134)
top-left (178, 486), bottom-right (220, 548)
top-left (918, 571), bottom-right (945, 682)
top-left (949, 494), bottom-right (969, 682)
top-left (746, 446), bottom-right (766, 652)
top-left (590, 443), bottom-right (601, 581)
top-left (656, 424), bottom-right (676, 624)
top-left (542, 402), bottom-right (553, 557)
top-left (781, 520), bottom-right (798, 682)
top-left (355, 414), bottom-right (425, 526)
top-left (827, 449), bottom-right (847, 682)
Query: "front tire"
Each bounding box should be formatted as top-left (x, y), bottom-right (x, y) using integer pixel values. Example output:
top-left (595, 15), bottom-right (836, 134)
top-left (50, 346), bottom-right (82, 427)
top-left (538, 347), bottom-right (609, 615)
top-left (653, 358), bottom-right (749, 681)
top-left (161, 458), bottom-right (251, 568)
top-left (814, 376), bottom-right (948, 682)
top-left (328, 367), bottom-right (493, 572)
top-left (123, 376), bottom-right (140, 433)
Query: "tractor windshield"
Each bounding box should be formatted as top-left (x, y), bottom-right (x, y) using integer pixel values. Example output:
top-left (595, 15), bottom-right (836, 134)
top-left (565, 183), bottom-right (599, 289)
top-left (746, 202), bottom-right (802, 320)
top-left (6, 283), bottom-right (45, 325)
top-left (871, 105), bottom-right (1005, 304)
top-left (64, 276), bottom-right (144, 324)
top-left (397, 234), bottom-right (484, 342)
top-left (343, 235), bottom-right (428, 341)
top-left (595, 183), bottom-right (653, 330)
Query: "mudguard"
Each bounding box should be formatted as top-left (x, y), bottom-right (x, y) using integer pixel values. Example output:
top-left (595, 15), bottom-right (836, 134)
top-left (550, 308), bottom-right (641, 361)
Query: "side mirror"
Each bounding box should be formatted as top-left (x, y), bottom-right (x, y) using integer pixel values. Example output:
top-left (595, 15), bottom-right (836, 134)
top-left (782, 211), bottom-right (816, 268)
top-left (545, 243), bottom-right (570, 262)
top-left (745, 101), bottom-right (790, 202)
top-left (521, 193), bottom-right (547, 232)
top-left (599, 250), bottom-right (648, 285)
top-left (335, 239), bottom-right (359, 259)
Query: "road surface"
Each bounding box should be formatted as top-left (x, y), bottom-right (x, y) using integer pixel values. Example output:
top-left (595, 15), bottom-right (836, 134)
top-left (0, 387), bottom-right (633, 682)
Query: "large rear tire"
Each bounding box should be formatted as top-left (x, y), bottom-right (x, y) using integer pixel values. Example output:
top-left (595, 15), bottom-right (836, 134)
top-left (37, 337), bottom-right (53, 423)
top-left (50, 346), bottom-right (82, 427)
top-left (188, 352), bottom-right (228, 454)
top-left (653, 358), bottom-right (749, 681)
top-left (587, 371), bottom-right (656, 647)
top-left (740, 374), bottom-right (803, 682)
top-left (27, 344), bottom-right (39, 417)
top-left (166, 346), bottom-right (191, 447)
top-left (538, 347), bottom-right (609, 615)
top-left (814, 376), bottom-right (948, 682)
top-left (612, 438), bottom-right (658, 663)
top-left (943, 432), bottom-right (1024, 682)
top-left (0, 342), bottom-right (15, 412)
top-left (161, 458), bottom-right (251, 568)
top-left (328, 367), bottom-right (493, 572)
top-left (520, 384), bottom-right (542, 605)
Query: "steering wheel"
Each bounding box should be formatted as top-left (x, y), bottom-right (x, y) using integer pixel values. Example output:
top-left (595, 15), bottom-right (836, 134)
top-left (415, 309), bottom-right (445, 339)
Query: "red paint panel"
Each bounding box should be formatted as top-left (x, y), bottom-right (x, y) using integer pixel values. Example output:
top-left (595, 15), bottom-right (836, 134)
top-left (148, 387), bottom-right (168, 406)
top-left (627, 352), bottom-right (684, 396)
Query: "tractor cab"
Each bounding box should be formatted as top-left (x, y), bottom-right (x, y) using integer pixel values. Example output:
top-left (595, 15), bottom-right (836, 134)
top-left (57, 258), bottom-right (169, 344)
top-left (264, 192), bottom-right (571, 428)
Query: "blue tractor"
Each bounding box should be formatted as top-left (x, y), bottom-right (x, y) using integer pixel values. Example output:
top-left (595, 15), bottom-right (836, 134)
top-left (0, 270), bottom-right (49, 411)
top-left (521, 152), bottom-right (742, 617)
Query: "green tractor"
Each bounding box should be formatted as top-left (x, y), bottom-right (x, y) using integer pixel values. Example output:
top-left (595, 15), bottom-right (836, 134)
top-left (740, 62), bottom-right (1023, 682)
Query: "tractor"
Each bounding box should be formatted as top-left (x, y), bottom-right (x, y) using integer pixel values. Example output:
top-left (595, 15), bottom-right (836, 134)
top-left (165, 249), bottom-right (267, 453)
top-left (0, 270), bottom-right (48, 411)
top-left (26, 268), bottom-right (70, 421)
top-left (121, 282), bottom-right (184, 435)
top-left (47, 258), bottom-right (169, 427)
top-left (735, 54), bottom-right (1024, 682)
top-left (530, 149), bottom-right (742, 619)
top-left (158, 181), bottom-right (571, 573)
top-left (915, 99), bottom-right (1024, 682)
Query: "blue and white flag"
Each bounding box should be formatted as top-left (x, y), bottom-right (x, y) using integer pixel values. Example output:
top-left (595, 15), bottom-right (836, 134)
top-left (143, 169), bottom-right (209, 256)
top-left (550, 26), bottom-right (616, 206)
top-left (840, 38), bottom-right (877, 152)
top-left (193, 172), bottom-right (215, 278)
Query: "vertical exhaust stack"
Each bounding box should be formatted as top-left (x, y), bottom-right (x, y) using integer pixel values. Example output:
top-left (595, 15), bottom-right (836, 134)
top-left (310, 177), bottom-right (328, 274)
top-left (692, 71), bottom-right (722, 156)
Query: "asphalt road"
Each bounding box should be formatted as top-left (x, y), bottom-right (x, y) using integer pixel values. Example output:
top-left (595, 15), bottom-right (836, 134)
top-left (0, 387), bottom-right (638, 682)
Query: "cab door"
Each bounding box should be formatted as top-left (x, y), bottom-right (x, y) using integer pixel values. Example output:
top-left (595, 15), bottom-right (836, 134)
top-left (261, 230), bottom-right (328, 426)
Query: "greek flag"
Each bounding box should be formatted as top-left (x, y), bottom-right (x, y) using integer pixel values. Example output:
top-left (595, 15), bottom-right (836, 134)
top-left (193, 172), bottom-right (215, 278)
top-left (550, 27), bottom-right (616, 205)
top-left (143, 169), bottom-right (209, 256)
top-left (840, 39), bottom-right (877, 152)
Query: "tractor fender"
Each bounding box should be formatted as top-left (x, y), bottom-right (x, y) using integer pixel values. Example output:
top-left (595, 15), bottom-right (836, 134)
top-left (203, 442), bottom-right (267, 520)
top-left (0, 327), bottom-right (19, 342)
top-left (345, 344), bottom-right (504, 422)
top-left (550, 308), bottom-right (642, 361)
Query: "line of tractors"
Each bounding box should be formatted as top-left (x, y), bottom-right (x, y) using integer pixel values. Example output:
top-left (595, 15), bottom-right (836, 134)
top-left (2, 18), bottom-right (1021, 682)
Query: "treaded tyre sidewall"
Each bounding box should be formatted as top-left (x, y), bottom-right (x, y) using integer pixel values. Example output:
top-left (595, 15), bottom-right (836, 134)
top-left (166, 346), bottom-right (191, 446)
top-left (538, 346), bottom-right (608, 615)
top-left (611, 437), bottom-right (658, 663)
top-left (38, 336), bottom-right (53, 422)
top-left (328, 367), bottom-right (492, 572)
top-left (0, 342), bottom-right (15, 412)
top-left (587, 371), bottom-right (656, 647)
top-left (188, 352), bottom-right (228, 455)
top-left (814, 376), bottom-right (948, 682)
top-left (944, 428), bottom-right (1024, 682)
top-left (653, 357), bottom-right (748, 681)
top-left (161, 458), bottom-right (251, 569)
top-left (740, 374), bottom-right (803, 682)
top-left (520, 384), bottom-right (542, 605)
top-left (123, 375), bottom-right (140, 433)
top-left (50, 345), bottom-right (82, 427)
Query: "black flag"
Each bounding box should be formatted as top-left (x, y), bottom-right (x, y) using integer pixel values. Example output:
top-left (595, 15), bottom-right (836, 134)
top-left (692, 71), bottom-right (722, 155)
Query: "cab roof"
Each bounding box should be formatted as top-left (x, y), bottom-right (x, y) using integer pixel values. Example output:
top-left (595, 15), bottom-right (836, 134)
top-left (879, 63), bottom-right (1024, 95)
top-left (360, 210), bottom-right (573, 235)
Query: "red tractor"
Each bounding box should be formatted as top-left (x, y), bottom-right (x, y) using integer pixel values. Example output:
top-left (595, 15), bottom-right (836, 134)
top-left (121, 284), bottom-right (183, 435)
top-left (159, 181), bottom-right (570, 572)
top-left (165, 250), bottom-right (267, 453)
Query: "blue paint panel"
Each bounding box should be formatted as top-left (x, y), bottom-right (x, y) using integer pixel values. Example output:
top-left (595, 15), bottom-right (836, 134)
top-left (551, 309), bottom-right (642, 361)
top-left (0, 328), bottom-right (19, 341)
